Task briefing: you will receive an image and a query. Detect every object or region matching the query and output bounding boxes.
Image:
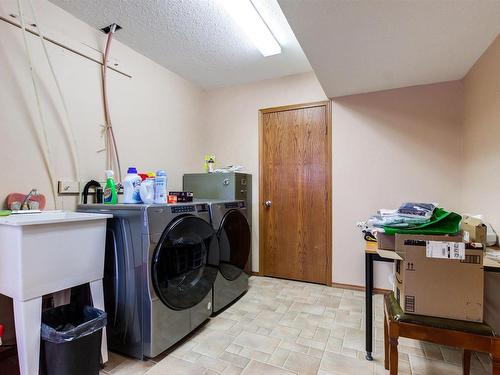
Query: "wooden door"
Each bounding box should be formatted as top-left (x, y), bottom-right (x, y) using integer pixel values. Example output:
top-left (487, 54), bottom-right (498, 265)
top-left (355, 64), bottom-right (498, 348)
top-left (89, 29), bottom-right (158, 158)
top-left (259, 102), bottom-right (332, 285)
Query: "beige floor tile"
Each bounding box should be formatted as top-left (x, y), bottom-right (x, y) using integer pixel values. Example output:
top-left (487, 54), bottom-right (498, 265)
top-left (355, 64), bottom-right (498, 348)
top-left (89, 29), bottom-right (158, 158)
top-left (145, 356), bottom-right (205, 375)
top-left (219, 351), bottom-right (251, 368)
top-left (398, 344), bottom-right (426, 358)
top-left (270, 325), bottom-right (301, 339)
top-left (409, 355), bottom-right (462, 375)
top-left (222, 364), bottom-right (244, 375)
top-left (226, 343), bottom-right (244, 355)
top-left (103, 351), bottom-right (129, 372)
top-left (109, 358), bottom-right (155, 375)
top-left (320, 350), bottom-right (374, 375)
top-left (307, 347), bottom-right (324, 359)
top-left (340, 346), bottom-right (358, 359)
top-left (193, 331), bottom-right (235, 358)
top-left (283, 351), bottom-right (321, 375)
top-left (419, 343), bottom-right (442, 362)
top-left (268, 348), bottom-right (291, 367)
top-left (233, 331), bottom-right (280, 354)
top-left (440, 346), bottom-right (463, 365)
top-left (316, 295), bottom-right (342, 309)
top-left (279, 339), bottom-right (310, 354)
top-left (239, 347), bottom-right (271, 362)
top-left (325, 337), bottom-right (343, 353)
top-left (342, 327), bottom-right (365, 351)
top-left (289, 301), bottom-right (326, 315)
top-left (194, 354), bottom-right (229, 373)
top-left (241, 360), bottom-right (296, 375)
top-left (207, 317), bottom-right (238, 331)
top-left (255, 310), bottom-right (285, 328)
top-left (296, 337), bottom-right (327, 351)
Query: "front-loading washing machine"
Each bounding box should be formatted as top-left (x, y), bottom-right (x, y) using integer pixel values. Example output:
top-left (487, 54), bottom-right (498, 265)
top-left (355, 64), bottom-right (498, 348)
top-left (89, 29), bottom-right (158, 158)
top-left (208, 200), bottom-right (251, 314)
top-left (78, 202), bottom-right (218, 359)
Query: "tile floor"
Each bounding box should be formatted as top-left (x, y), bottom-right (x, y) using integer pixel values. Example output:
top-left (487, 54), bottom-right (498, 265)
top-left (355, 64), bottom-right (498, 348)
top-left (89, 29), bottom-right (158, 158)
top-left (100, 276), bottom-right (493, 375)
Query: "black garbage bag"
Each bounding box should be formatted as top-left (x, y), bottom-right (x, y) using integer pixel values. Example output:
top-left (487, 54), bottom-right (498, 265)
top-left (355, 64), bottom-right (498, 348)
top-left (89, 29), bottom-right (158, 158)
top-left (40, 305), bottom-right (107, 375)
top-left (41, 305), bottom-right (106, 343)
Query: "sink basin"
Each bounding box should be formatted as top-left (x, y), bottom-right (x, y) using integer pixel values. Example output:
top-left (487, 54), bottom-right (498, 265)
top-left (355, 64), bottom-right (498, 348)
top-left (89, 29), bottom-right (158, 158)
top-left (0, 210), bottom-right (111, 226)
top-left (0, 210), bottom-right (112, 301)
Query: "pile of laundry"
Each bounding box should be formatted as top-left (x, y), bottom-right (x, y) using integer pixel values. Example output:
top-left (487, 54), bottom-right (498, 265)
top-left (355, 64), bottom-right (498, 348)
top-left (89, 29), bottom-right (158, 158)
top-left (357, 202), bottom-right (462, 241)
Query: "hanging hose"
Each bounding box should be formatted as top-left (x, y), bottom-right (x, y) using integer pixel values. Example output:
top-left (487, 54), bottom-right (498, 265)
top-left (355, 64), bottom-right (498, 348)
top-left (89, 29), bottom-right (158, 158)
top-left (101, 25), bottom-right (122, 182)
top-left (17, 0), bottom-right (58, 208)
top-left (27, 0), bottom-right (81, 183)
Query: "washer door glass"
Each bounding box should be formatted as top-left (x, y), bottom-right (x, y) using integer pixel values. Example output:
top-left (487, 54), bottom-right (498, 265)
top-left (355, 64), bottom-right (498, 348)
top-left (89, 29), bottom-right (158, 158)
top-left (218, 210), bottom-right (251, 281)
top-left (152, 216), bottom-right (219, 310)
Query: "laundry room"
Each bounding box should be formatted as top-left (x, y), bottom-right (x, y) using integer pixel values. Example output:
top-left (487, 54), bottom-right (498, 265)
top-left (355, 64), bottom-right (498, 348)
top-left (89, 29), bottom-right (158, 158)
top-left (0, 0), bottom-right (499, 374)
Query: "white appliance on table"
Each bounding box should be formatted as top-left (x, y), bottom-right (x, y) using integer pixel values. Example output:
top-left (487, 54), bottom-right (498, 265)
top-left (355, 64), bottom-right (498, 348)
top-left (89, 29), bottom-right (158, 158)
top-left (0, 211), bottom-right (111, 375)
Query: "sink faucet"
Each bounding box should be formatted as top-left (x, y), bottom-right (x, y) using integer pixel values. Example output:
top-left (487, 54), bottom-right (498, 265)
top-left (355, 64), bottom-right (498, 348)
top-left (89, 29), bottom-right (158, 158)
top-left (21, 188), bottom-right (39, 210)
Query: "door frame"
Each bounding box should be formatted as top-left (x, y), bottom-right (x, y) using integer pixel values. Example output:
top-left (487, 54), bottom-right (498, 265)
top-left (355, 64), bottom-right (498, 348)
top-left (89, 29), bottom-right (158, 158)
top-left (258, 100), bottom-right (333, 286)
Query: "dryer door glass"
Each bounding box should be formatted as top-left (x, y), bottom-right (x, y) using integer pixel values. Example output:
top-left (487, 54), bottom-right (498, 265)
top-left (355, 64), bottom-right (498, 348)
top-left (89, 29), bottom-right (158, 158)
top-left (218, 210), bottom-right (251, 281)
top-left (152, 216), bottom-right (219, 310)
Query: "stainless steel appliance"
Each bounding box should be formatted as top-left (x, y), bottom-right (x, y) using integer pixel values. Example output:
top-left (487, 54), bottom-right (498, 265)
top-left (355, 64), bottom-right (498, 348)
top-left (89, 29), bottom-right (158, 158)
top-left (183, 172), bottom-right (252, 274)
top-left (208, 200), bottom-right (251, 314)
top-left (77, 203), bottom-right (218, 359)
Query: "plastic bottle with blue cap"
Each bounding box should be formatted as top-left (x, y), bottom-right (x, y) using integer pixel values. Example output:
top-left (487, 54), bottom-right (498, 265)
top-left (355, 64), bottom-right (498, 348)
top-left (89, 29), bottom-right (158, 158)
top-left (123, 167), bottom-right (142, 204)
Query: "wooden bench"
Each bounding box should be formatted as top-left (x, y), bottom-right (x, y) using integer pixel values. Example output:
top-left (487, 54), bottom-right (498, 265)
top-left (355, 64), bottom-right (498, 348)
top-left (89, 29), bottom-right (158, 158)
top-left (384, 292), bottom-right (500, 374)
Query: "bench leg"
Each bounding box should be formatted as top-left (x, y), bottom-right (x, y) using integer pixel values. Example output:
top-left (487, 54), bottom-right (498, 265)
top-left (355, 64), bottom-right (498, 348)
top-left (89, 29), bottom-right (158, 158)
top-left (389, 337), bottom-right (399, 375)
top-left (388, 320), bottom-right (399, 375)
top-left (384, 313), bottom-right (389, 370)
top-left (493, 357), bottom-right (500, 375)
top-left (463, 350), bottom-right (471, 375)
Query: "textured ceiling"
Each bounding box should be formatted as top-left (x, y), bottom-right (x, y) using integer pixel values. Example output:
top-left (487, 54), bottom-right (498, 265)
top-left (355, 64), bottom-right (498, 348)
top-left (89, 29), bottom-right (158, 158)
top-left (279, 0), bottom-right (500, 97)
top-left (49, 0), bottom-right (311, 90)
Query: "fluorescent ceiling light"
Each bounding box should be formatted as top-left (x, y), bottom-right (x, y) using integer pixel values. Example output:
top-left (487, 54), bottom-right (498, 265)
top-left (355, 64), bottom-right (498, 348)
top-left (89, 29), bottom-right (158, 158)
top-left (220, 0), bottom-right (282, 57)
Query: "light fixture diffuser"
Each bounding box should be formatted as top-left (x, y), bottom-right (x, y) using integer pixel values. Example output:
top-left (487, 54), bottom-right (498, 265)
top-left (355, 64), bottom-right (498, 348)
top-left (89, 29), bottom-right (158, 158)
top-left (220, 0), bottom-right (281, 57)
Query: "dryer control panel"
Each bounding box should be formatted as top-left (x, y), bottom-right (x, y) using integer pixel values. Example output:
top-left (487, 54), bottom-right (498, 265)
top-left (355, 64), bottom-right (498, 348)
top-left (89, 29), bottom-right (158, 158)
top-left (224, 201), bottom-right (246, 209)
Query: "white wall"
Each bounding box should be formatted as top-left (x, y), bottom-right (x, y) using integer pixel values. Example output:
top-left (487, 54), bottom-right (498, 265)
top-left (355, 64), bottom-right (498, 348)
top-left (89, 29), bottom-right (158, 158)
top-left (200, 72), bottom-right (329, 271)
top-left (0, 0), bottom-right (205, 210)
top-left (203, 75), bottom-right (464, 290)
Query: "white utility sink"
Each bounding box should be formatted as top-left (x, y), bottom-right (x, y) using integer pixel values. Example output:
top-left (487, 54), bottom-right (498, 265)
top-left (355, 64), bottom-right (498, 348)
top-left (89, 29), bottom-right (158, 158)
top-left (0, 210), bottom-right (112, 375)
top-left (0, 210), bottom-right (110, 227)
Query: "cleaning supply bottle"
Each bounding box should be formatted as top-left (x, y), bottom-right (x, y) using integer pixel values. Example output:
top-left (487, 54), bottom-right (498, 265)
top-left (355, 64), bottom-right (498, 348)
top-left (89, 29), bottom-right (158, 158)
top-left (140, 173), bottom-right (155, 204)
top-left (123, 167), bottom-right (142, 204)
top-left (154, 170), bottom-right (167, 204)
top-left (103, 170), bottom-right (117, 205)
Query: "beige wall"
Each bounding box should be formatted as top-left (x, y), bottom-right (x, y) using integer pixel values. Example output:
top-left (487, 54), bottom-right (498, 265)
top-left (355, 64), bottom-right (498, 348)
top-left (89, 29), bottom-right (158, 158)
top-left (200, 72), bottom-right (329, 271)
top-left (462, 35), bottom-right (500, 232)
top-left (0, 0), bottom-right (205, 211)
top-left (0, 0), bottom-right (205, 344)
top-left (332, 82), bottom-right (464, 288)
top-left (203, 74), bottom-right (464, 289)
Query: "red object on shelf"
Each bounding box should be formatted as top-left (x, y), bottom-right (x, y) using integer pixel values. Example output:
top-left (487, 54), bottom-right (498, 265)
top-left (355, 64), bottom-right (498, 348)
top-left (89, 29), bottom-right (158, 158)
top-left (0, 324), bottom-right (4, 345)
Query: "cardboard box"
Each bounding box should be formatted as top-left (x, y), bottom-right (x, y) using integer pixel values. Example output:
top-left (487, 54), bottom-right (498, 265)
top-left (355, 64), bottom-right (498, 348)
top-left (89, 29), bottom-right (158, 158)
top-left (377, 233), bottom-right (396, 250)
top-left (461, 216), bottom-right (487, 243)
top-left (394, 234), bottom-right (484, 322)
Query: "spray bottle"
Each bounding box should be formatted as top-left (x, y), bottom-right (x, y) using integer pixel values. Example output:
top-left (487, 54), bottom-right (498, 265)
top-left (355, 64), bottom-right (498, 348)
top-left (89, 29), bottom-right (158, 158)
top-left (103, 170), bottom-right (118, 204)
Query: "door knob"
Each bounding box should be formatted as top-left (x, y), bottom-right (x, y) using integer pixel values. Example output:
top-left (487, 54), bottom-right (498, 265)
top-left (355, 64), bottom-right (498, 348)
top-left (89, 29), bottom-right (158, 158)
top-left (264, 200), bottom-right (272, 207)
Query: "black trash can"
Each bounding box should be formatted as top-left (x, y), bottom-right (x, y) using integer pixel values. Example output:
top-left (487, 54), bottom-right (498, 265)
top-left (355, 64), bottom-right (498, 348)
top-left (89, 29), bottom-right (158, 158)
top-left (40, 305), bottom-right (107, 375)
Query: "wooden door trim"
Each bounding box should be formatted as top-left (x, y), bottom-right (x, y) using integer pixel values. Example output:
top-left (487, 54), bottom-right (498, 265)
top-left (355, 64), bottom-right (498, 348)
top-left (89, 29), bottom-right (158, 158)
top-left (260, 101), bottom-right (329, 114)
top-left (258, 100), bottom-right (333, 286)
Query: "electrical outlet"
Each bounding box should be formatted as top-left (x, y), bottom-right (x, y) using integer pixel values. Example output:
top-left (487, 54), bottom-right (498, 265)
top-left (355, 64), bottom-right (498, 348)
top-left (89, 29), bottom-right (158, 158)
top-left (58, 181), bottom-right (80, 195)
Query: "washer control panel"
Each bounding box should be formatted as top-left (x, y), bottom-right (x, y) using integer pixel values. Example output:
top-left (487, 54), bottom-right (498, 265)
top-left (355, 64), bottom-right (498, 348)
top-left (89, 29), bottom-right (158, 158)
top-left (171, 205), bottom-right (195, 214)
